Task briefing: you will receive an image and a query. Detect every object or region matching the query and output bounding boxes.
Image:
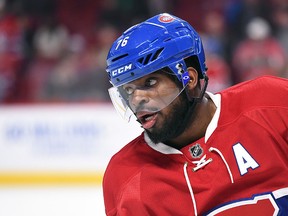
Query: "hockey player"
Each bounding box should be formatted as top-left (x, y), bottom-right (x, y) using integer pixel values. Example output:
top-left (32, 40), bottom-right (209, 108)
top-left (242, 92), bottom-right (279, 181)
top-left (103, 13), bottom-right (288, 215)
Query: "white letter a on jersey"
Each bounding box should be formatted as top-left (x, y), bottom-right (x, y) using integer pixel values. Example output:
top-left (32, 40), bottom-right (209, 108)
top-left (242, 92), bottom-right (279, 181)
top-left (233, 143), bottom-right (259, 175)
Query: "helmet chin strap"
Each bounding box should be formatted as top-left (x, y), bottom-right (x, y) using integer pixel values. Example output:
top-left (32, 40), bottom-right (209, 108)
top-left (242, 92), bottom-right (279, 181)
top-left (186, 74), bottom-right (209, 104)
top-left (183, 74), bottom-right (209, 126)
top-left (164, 74), bottom-right (209, 139)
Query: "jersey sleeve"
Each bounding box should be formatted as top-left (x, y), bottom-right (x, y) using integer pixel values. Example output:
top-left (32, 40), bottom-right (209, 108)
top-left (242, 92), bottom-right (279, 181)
top-left (103, 170), bottom-right (151, 216)
top-left (102, 134), bottom-right (151, 216)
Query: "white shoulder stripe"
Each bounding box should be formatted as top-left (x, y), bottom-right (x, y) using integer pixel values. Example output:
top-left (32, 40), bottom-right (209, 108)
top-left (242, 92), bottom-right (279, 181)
top-left (144, 132), bottom-right (182, 154)
top-left (205, 92), bottom-right (221, 143)
top-left (273, 187), bottom-right (288, 199)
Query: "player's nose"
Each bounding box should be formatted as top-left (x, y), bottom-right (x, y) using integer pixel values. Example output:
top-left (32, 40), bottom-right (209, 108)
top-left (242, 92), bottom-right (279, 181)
top-left (130, 89), bottom-right (149, 111)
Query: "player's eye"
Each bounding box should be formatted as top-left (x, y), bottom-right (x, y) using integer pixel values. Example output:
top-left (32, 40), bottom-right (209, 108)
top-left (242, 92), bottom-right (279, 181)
top-left (123, 86), bottom-right (134, 95)
top-left (122, 77), bottom-right (157, 96)
top-left (145, 78), bottom-right (157, 87)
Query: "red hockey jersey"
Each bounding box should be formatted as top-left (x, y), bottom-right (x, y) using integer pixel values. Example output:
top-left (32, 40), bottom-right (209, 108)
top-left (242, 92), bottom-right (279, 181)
top-left (103, 76), bottom-right (288, 215)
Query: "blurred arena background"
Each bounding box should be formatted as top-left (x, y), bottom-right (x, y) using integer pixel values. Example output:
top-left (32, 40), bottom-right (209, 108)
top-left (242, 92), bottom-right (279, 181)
top-left (0, 0), bottom-right (287, 215)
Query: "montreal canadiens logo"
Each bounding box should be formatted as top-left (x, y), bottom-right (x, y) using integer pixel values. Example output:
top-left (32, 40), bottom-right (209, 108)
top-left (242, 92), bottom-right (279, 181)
top-left (158, 14), bottom-right (174, 23)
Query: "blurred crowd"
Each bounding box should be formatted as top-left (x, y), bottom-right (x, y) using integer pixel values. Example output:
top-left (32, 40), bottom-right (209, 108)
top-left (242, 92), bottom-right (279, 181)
top-left (0, 0), bottom-right (287, 103)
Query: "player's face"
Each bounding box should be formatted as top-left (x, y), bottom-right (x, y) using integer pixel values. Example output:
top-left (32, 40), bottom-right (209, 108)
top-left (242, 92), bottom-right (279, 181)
top-left (109, 69), bottom-right (188, 122)
top-left (144, 89), bottom-right (190, 144)
top-left (123, 71), bottom-right (190, 143)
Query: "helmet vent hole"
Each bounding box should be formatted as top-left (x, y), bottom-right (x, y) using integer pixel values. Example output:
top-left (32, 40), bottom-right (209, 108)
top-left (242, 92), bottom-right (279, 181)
top-left (138, 57), bottom-right (144, 64)
top-left (143, 53), bottom-right (152, 65)
top-left (131, 72), bottom-right (135, 76)
top-left (112, 54), bottom-right (128, 62)
top-left (151, 48), bottom-right (164, 61)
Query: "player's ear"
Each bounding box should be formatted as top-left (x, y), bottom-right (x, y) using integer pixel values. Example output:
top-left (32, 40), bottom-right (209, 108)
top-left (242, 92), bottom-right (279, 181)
top-left (186, 67), bottom-right (198, 89)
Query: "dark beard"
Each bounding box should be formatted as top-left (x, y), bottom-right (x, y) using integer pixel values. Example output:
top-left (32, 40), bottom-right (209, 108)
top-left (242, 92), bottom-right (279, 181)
top-left (145, 92), bottom-right (191, 144)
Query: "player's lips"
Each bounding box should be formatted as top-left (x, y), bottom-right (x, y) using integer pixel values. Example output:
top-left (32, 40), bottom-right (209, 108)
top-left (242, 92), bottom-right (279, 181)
top-left (136, 111), bottom-right (158, 129)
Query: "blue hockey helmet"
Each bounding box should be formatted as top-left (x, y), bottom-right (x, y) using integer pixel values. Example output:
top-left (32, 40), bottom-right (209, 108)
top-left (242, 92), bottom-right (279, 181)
top-left (106, 13), bottom-right (207, 121)
top-left (106, 13), bottom-right (207, 88)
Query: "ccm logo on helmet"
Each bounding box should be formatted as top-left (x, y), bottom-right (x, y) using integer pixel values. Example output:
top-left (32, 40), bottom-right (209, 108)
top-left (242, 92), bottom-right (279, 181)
top-left (111, 63), bottom-right (133, 77)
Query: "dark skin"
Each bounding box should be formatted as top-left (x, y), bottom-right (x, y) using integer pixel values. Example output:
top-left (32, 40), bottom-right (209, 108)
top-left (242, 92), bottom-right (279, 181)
top-left (124, 67), bottom-right (216, 149)
top-left (167, 67), bottom-right (216, 148)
